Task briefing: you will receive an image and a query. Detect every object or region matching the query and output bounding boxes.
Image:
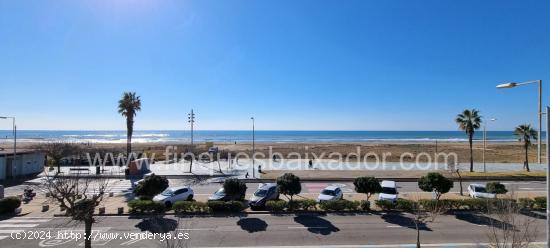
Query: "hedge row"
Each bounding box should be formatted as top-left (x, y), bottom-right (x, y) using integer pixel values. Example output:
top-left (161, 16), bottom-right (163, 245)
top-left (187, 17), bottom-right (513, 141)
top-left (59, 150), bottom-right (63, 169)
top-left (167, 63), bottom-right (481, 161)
top-left (375, 197), bottom-right (548, 212)
top-left (0, 197), bottom-right (21, 214)
top-left (128, 200), bottom-right (246, 214)
top-left (266, 199), bottom-right (371, 212)
top-left (128, 197), bottom-right (548, 215)
top-left (128, 200), bottom-right (165, 214)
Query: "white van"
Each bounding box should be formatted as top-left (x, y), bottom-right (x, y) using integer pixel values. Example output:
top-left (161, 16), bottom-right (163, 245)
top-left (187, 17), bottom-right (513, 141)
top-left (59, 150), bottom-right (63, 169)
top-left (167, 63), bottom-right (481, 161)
top-left (378, 180), bottom-right (398, 203)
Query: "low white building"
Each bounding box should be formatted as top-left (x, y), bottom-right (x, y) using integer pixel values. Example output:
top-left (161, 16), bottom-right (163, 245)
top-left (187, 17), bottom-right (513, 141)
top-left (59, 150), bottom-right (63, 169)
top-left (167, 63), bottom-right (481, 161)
top-left (0, 149), bottom-right (45, 181)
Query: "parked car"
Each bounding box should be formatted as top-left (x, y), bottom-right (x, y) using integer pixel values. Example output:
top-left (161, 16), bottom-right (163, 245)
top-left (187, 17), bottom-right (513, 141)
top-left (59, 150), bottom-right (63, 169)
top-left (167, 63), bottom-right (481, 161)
top-left (378, 180), bottom-right (398, 203)
top-left (152, 186), bottom-right (194, 207)
top-left (317, 185), bottom-right (343, 202)
top-left (249, 183), bottom-right (279, 209)
top-left (468, 184), bottom-right (496, 199)
top-left (208, 187), bottom-right (246, 202)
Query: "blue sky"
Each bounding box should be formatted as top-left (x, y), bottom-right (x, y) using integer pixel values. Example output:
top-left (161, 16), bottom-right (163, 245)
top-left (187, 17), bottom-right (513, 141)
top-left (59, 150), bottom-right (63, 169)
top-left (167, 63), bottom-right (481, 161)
top-left (0, 0), bottom-right (549, 131)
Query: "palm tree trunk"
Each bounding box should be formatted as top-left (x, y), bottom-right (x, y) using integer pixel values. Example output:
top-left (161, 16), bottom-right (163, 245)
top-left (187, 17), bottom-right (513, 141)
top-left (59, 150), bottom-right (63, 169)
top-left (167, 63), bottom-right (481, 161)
top-left (525, 144), bottom-right (530, 172)
top-left (469, 134), bottom-right (474, 172)
top-left (126, 118), bottom-right (133, 159)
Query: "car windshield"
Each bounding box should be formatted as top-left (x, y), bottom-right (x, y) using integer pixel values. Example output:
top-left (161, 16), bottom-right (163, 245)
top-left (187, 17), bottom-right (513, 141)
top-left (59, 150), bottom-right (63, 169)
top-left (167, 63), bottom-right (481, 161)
top-left (382, 187), bottom-right (397, 195)
top-left (321, 189), bottom-right (336, 196)
top-left (475, 187), bottom-right (487, 193)
top-left (254, 189), bottom-right (268, 197)
top-left (161, 189), bottom-right (173, 196)
top-left (214, 188), bottom-right (225, 195)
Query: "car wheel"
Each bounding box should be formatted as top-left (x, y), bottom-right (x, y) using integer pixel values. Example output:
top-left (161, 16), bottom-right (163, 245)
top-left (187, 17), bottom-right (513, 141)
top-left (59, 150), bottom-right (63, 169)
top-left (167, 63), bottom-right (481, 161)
top-left (165, 201), bottom-right (172, 208)
top-left (187, 194), bottom-right (194, 201)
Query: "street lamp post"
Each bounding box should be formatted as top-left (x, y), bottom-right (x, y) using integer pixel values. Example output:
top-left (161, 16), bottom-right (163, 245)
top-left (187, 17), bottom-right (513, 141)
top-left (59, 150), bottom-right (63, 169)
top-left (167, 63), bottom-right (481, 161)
top-left (483, 118), bottom-right (496, 173)
top-left (497, 80), bottom-right (543, 164)
top-left (251, 117), bottom-right (255, 178)
top-left (546, 106), bottom-right (549, 245)
top-left (0, 116), bottom-right (16, 177)
top-left (188, 109), bottom-right (195, 173)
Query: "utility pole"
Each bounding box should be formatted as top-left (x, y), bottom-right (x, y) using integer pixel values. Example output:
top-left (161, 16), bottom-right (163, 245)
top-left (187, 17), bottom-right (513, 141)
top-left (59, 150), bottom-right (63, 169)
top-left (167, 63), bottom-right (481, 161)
top-left (188, 109), bottom-right (195, 173)
top-left (251, 117), bottom-right (255, 178)
top-left (546, 106), bottom-right (549, 245)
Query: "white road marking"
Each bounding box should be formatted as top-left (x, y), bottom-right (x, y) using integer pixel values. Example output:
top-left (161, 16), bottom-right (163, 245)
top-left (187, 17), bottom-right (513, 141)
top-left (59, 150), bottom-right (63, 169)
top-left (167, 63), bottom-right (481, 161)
top-left (0, 235), bottom-right (9, 240)
top-left (0, 230), bottom-right (24, 234)
top-left (0, 224), bottom-right (39, 228)
top-left (0, 219), bottom-right (50, 223)
top-left (287, 226), bottom-right (328, 229)
top-left (177, 228), bottom-right (215, 231)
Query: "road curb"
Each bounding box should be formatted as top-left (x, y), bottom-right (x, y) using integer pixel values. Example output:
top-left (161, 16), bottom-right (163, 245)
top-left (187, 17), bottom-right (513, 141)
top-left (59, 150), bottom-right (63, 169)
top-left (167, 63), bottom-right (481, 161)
top-left (241, 177), bottom-right (546, 183)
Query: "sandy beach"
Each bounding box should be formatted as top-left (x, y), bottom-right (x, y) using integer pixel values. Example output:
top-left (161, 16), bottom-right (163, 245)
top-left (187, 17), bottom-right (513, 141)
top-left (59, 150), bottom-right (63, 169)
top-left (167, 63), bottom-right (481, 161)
top-left (4, 141), bottom-right (545, 164)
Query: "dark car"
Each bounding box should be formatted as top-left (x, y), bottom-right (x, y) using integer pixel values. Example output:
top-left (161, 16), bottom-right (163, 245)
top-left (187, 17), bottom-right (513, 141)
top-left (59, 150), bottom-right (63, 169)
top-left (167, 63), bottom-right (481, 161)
top-left (248, 183), bottom-right (279, 210)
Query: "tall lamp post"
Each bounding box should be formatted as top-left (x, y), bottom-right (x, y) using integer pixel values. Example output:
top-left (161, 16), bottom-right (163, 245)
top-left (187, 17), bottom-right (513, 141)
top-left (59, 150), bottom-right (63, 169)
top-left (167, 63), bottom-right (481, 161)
top-left (483, 118), bottom-right (497, 173)
top-left (0, 116), bottom-right (16, 177)
top-left (188, 109), bottom-right (195, 173)
top-left (251, 117), bottom-right (255, 178)
top-left (497, 80), bottom-right (543, 164)
top-left (546, 106), bottom-right (549, 245)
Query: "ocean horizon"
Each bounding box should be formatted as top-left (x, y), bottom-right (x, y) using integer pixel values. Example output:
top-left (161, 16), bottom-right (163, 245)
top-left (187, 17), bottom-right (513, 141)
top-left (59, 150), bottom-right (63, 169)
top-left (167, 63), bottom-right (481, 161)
top-left (0, 130), bottom-right (545, 144)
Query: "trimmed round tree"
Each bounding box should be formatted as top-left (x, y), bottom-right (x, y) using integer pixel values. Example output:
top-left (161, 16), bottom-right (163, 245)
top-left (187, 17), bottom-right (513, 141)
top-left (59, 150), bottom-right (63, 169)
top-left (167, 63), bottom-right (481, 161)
top-left (276, 173), bottom-right (302, 202)
top-left (418, 172), bottom-right (453, 200)
top-left (486, 182), bottom-right (508, 195)
top-left (353, 177), bottom-right (382, 201)
top-left (223, 178), bottom-right (247, 201)
top-left (133, 174), bottom-right (169, 199)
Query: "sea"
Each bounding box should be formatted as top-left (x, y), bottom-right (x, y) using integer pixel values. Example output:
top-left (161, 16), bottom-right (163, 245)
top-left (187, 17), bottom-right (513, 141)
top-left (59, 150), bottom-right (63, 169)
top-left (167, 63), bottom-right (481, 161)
top-left (0, 130), bottom-right (543, 144)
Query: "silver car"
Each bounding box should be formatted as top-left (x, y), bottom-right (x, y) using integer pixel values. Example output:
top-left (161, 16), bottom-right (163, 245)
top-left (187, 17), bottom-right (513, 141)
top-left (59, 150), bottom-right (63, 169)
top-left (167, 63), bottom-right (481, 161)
top-left (249, 183), bottom-right (279, 209)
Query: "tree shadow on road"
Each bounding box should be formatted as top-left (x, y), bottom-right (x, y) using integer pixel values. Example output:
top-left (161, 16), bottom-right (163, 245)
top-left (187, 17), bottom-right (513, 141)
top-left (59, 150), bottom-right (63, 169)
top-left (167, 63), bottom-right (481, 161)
top-left (454, 212), bottom-right (515, 231)
top-left (293, 215), bottom-right (340, 235)
top-left (237, 217), bottom-right (268, 233)
top-left (135, 216), bottom-right (178, 233)
top-left (381, 213), bottom-right (431, 231)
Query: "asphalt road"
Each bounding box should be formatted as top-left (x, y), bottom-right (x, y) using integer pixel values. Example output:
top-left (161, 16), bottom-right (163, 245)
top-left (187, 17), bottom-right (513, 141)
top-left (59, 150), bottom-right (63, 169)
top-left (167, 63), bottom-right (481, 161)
top-left (0, 213), bottom-right (545, 248)
top-left (4, 179), bottom-right (547, 199)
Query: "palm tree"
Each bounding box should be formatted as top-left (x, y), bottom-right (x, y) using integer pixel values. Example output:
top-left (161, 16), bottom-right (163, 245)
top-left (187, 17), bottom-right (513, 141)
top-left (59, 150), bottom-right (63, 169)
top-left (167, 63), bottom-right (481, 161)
top-left (455, 109), bottom-right (482, 172)
top-left (118, 92), bottom-right (141, 158)
top-left (514, 124), bottom-right (537, 172)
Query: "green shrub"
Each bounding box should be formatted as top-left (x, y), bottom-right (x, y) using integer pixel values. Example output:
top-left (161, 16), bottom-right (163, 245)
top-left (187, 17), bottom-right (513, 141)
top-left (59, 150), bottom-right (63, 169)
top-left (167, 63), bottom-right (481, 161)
top-left (298, 199), bottom-right (318, 211)
top-left (133, 174), bottom-right (169, 199)
top-left (344, 200), bottom-right (360, 211)
top-left (0, 197), bottom-right (22, 214)
top-left (128, 200), bottom-right (165, 214)
top-left (418, 172), bottom-right (453, 200)
top-left (518, 198), bottom-right (535, 209)
top-left (223, 179), bottom-right (247, 201)
top-left (227, 201), bottom-right (245, 212)
top-left (534, 197), bottom-right (547, 210)
top-left (395, 199), bottom-right (415, 212)
top-left (207, 201), bottom-right (244, 212)
top-left (375, 200), bottom-right (394, 211)
top-left (276, 173), bottom-right (302, 201)
top-left (320, 200), bottom-right (357, 211)
top-left (360, 200), bottom-right (371, 211)
top-left (288, 199), bottom-right (317, 211)
top-left (266, 200), bottom-right (287, 212)
top-left (173, 201), bottom-right (209, 214)
top-left (486, 182), bottom-right (508, 194)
